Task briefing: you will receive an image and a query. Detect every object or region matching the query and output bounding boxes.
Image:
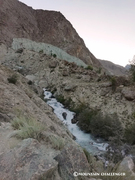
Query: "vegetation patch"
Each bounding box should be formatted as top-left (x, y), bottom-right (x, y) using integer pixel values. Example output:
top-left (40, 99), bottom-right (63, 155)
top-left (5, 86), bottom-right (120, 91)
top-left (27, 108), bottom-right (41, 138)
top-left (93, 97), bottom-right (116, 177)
top-left (55, 94), bottom-right (74, 109)
top-left (85, 65), bottom-right (93, 70)
top-left (7, 74), bottom-right (18, 84)
top-left (48, 135), bottom-right (65, 150)
top-left (75, 105), bottom-right (122, 141)
top-left (11, 116), bottom-right (46, 141)
top-left (124, 123), bottom-right (135, 145)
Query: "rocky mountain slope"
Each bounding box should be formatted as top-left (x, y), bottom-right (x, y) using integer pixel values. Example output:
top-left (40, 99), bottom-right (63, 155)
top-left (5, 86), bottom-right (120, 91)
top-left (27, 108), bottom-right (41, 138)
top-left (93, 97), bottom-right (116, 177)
top-left (0, 0), bottom-right (101, 67)
top-left (0, 0), bottom-right (135, 179)
top-left (0, 64), bottom-right (95, 180)
top-left (0, 39), bottom-right (135, 179)
top-left (99, 59), bottom-right (127, 76)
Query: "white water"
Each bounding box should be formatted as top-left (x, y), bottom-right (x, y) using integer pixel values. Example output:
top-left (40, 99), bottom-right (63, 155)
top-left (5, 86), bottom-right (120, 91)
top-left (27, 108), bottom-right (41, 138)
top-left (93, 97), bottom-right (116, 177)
top-left (43, 89), bottom-right (108, 155)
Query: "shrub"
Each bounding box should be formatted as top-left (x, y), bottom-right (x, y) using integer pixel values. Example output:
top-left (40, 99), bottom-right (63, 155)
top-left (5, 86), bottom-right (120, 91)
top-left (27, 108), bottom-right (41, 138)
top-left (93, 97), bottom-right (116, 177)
top-left (53, 54), bottom-right (57, 58)
top-left (39, 49), bottom-right (43, 54)
top-left (97, 67), bottom-right (102, 74)
top-left (55, 94), bottom-right (74, 109)
top-left (7, 74), bottom-right (18, 84)
top-left (110, 76), bottom-right (117, 91)
top-left (49, 135), bottom-right (65, 150)
top-left (130, 65), bottom-right (135, 82)
top-left (77, 108), bottom-right (122, 140)
top-left (124, 123), bottom-right (135, 145)
top-left (85, 65), bottom-right (93, 70)
top-left (77, 108), bottom-right (98, 133)
top-left (90, 113), bottom-right (122, 140)
top-left (12, 116), bottom-right (46, 141)
top-left (27, 80), bottom-right (33, 85)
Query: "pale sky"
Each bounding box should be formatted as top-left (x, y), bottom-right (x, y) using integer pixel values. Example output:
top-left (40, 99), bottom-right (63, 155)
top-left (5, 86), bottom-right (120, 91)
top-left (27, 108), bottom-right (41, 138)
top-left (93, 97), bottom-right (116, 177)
top-left (20, 0), bottom-right (135, 67)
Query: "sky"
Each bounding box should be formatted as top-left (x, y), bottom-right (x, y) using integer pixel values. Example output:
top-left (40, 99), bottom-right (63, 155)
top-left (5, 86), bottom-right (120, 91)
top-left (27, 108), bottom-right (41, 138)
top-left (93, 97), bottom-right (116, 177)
top-left (20, 0), bottom-right (135, 67)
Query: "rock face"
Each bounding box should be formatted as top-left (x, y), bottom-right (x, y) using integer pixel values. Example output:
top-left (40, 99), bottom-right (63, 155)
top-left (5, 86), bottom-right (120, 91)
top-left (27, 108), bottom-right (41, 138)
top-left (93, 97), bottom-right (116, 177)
top-left (99, 59), bottom-right (127, 76)
top-left (0, 138), bottom-right (60, 180)
top-left (55, 144), bottom-right (90, 180)
top-left (117, 156), bottom-right (135, 180)
top-left (0, 0), bottom-right (101, 67)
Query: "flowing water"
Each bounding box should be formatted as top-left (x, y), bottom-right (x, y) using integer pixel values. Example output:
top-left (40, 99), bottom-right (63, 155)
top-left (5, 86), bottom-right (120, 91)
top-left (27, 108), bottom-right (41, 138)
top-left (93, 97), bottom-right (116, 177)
top-left (43, 89), bottom-right (108, 156)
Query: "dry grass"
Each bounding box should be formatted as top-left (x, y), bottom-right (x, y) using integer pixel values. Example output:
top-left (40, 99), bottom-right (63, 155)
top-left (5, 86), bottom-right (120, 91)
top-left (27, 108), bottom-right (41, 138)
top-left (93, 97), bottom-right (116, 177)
top-left (11, 116), bottom-right (46, 141)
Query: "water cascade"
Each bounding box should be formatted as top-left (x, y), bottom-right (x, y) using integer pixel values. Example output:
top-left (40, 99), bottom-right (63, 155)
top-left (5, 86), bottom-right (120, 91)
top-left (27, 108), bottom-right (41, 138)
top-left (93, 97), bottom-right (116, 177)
top-left (44, 89), bottom-right (108, 156)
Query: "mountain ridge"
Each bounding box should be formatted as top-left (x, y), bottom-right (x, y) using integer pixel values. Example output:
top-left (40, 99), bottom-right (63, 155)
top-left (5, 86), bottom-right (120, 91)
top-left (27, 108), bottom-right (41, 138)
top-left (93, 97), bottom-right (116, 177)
top-left (0, 0), bottom-right (101, 67)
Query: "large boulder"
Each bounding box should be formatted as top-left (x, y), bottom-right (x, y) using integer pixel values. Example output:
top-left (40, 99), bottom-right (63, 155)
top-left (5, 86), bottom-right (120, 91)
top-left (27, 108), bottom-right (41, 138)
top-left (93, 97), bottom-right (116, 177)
top-left (116, 156), bottom-right (135, 180)
top-left (0, 138), bottom-right (60, 180)
top-left (55, 144), bottom-right (90, 180)
top-left (122, 87), bottom-right (135, 101)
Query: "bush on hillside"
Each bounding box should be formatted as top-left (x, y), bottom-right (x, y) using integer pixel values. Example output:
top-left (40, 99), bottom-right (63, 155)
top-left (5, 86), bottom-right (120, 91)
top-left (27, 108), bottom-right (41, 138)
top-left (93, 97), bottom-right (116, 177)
top-left (85, 65), bottom-right (93, 70)
top-left (124, 123), bottom-right (135, 145)
top-left (77, 109), bottom-right (122, 140)
top-left (7, 74), bottom-right (18, 84)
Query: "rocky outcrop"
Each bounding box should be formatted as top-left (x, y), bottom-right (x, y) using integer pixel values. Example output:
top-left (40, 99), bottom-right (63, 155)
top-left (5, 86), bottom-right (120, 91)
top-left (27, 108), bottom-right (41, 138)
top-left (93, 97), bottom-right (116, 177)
top-left (0, 138), bottom-right (60, 180)
top-left (55, 144), bottom-right (90, 180)
top-left (0, 64), bottom-right (95, 180)
top-left (0, 0), bottom-right (101, 67)
top-left (117, 156), bottom-right (135, 180)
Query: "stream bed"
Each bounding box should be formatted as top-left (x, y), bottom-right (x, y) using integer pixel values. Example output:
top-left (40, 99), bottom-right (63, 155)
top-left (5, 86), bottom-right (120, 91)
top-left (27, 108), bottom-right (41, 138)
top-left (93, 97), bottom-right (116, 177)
top-left (43, 89), bottom-right (108, 156)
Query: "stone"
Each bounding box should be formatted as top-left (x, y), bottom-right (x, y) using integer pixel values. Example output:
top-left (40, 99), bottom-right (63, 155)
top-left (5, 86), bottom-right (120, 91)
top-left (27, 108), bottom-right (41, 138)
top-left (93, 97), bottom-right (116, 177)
top-left (100, 82), bottom-right (112, 87)
top-left (49, 61), bottom-right (58, 68)
top-left (0, 138), bottom-right (59, 180)
top-left (71, 118), bottom-right (78, 124)
top-left (62, 112), bottom-right (67, 120)
top-left (0, 113), bottom-right (10, 122)
top-left (55, 144), bottom-right (90, 180)
top-left (15, 48), bottom-right (23, 53)
top-left (64, 85), bottom-right (77, 91)
top-left (116, 156), bottom-right (135, 180)
top-left (122, 87), bottom-right (135, 101)
top-left (62, 70), bottom-right (69, 76)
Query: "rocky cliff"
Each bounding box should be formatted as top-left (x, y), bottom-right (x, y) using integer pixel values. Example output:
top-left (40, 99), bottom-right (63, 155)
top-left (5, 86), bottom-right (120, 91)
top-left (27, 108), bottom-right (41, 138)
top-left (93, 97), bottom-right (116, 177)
top-left (0, 0), bottom-right (101, 66)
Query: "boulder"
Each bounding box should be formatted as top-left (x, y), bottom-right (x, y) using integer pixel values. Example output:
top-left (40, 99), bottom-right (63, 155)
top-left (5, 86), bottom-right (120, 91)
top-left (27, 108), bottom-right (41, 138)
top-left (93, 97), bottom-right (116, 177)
top-left (62, 112), bottom-right (67, 120)
top-left (0, 138), bottom-right (60, 180)
top-left (64, 85), bottom-right (77, 91)
top-left (116, 156), bottom-right (135, 180)
top-left (62, 70), bottom-right (69, 76)
top-left (122, 87), bottom-right (135, 101)
top-left (55, 144), bottom-right (90, 180)
top-left (49, 61), bottom-right (57, 68)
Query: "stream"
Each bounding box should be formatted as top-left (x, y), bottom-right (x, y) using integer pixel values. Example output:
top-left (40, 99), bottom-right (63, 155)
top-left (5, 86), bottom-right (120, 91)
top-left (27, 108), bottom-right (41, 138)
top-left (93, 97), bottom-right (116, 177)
top-left (43, 89), bottom-right (108, 156)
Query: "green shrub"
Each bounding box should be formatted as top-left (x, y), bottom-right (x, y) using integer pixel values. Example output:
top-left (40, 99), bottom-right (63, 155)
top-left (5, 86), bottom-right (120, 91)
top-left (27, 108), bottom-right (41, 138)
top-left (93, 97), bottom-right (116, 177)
top-left (55, 94), bottom-right (74, 109)
top-left (12, 116), bottom-right (46, 141)
top-left (124, 123), bottom-right (135, 145)
top-left (97, 67), bottom-right (102, 74)
top-left (53, 54), bottom-right (57, 58)
top-left (77, 109), bottom-right (122, 140)
top-left (77, 108), bottom-right (98, 133)
top-left (39, 49), bottom-right (43, 54)
top-left (85, 65), bottom-right (93, 70)
top-left (7, 74), bottom-right (18, 84)
top-left (90, 113), bottom-right (122, 140)
top-left (110, 76), bottom-right (117, 91)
